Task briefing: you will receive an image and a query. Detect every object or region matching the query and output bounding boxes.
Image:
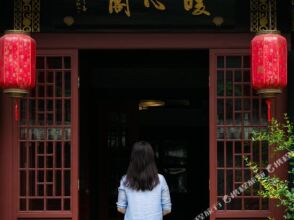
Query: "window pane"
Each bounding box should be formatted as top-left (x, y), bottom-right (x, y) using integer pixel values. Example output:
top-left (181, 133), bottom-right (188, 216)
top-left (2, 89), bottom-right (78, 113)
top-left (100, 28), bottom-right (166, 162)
top-left (64, 56), bottom-right (71, 69)
top-left (47, 57), bottom-right (62, 69)
top-left (217, 170), bottom-right (224, 196)
top-left (29, 199), bottom-right (44, 210)
top-left (19, 55), bottom-right (73, 211)
top-left (226, 71), bottom-right (233, 96)
top-left (227, 56), bottom-right (241, 68)
top-left (65, 71), bottom-right (71, 97)
top-left (217, 99), bottom-right (224, 123)
top-left (217, 70), bottom-right (224, 96)
top-left (215, 55), bottom-right (268, 211)
top-left (37, 57), bottom-right (45, 69)
top-left (217, 56), bottom-right (224, 68)
top-left (47, 199), bottom-right (61, 210)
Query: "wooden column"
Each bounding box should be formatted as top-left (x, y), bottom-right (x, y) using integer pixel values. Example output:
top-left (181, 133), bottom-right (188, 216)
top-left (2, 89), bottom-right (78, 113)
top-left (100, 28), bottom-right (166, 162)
top-left (288, 52), bottom-right (294, 124)
top-left (0, 94), bottom-right (17, 220)
top-left (288, 52), bottom-right (294, 189)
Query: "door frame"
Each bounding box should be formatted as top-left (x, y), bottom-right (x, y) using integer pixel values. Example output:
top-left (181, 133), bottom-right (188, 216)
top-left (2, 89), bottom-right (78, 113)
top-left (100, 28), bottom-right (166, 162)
top-left (0, 32), bottom-right (288, 220)
top-left (14, 49), bottom-right (79, 220)
top-left (209, 49), bottom-right (287, 220)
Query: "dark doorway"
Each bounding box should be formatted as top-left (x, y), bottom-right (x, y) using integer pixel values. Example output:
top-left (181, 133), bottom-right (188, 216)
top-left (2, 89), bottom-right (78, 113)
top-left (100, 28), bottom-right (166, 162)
top-left (79, 50), bottom-right (209, 220)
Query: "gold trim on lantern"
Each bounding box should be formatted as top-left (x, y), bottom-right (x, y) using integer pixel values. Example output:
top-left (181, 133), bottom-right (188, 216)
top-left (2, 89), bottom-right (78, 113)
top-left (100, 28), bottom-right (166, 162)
top-left (257, 88), bottom-right (282, 98)
top-left (4, 88), bottom-right (29, 98)
top-left (4, 30), bottom-right (30, 36)
top-left (256, 30), bottom-right (280, 35)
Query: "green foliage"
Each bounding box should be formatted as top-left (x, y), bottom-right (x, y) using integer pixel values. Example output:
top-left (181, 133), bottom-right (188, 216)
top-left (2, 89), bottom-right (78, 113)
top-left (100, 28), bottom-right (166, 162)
top-left (246, 114), bottom-right (294, 219)
top-left (251, 114), bottom-right (294, 153)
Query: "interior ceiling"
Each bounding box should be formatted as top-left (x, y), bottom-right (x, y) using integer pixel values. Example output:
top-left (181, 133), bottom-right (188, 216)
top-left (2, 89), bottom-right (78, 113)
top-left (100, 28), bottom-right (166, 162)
top-left (91, 67), bottom-right (208, 89)
top-left (83, 49), bottom-right (209, 89)
top-left (80, 50), bottom-right (209, 109)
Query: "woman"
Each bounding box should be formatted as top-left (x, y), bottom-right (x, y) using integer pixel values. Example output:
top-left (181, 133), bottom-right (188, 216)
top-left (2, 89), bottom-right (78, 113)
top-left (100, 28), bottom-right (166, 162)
top-left (117, 141), bottom-right (172, 220)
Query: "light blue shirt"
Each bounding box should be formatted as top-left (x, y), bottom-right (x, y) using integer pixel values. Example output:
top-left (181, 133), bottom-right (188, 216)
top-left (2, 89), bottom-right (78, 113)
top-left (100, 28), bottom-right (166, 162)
top-left (117, 174), bottom-right (172, 220)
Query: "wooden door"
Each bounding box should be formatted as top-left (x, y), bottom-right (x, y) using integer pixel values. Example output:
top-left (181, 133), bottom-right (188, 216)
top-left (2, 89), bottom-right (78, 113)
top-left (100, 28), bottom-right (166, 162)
top-left (81, 97), bottom-right (138, 220)
top-left (209, 50), bottom-right (272, 220)
top-left (95, 99), bottom-right (138, 220)
top-left (17, 50), bottom-right (79, 220)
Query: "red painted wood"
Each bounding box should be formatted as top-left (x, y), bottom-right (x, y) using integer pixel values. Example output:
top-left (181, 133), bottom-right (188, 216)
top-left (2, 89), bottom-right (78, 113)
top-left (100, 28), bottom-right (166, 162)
top-left (209, 50), bottom-right (218, 220)
top-left (0, 33), bottom-right (288, 220)
top-left (209, 49), bottom-right (286, 220)
top-left (31, 33), bottom-right (291, 50)
top-left (0, 95), bottom-right (17, 220)
top-left (32, 33), bottom-right (257, 49)
top-left (269, 91), bottom-right (288, 220)
top-left (215, 210), bottom-right (271, 218)
top-left (71, 50), bottom-right (79, 220)
top-left (17, 211), bottom-right (72, 218)
top-left (16, 50), bottom-right (79, 220)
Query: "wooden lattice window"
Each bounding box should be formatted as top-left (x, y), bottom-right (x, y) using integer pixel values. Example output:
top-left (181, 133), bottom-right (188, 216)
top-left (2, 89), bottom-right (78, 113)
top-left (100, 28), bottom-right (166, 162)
top-left (18, 53), bottom-right (77, 215)
top-left (215, 54), bottom-right (269, 211)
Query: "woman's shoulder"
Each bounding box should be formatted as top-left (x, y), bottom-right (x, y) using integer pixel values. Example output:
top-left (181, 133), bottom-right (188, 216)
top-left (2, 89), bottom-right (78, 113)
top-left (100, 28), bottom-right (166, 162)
top-left (121, 175), bottom-right (127, 181)
top-left (157, 174), bottom-right (168, 188)
top-left (158, 173), bottom-right (167, 182)
top-left (120, 175), bottom-right (127, 184)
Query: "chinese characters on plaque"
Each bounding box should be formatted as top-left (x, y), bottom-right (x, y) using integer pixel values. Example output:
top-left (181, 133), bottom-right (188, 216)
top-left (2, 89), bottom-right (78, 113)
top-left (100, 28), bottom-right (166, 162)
top-left (109, 0), bottom-right (131, 17)
top-left (107, 0), bottom-right (211, 17)
top-left (183, 0), bottom-right (210, 15)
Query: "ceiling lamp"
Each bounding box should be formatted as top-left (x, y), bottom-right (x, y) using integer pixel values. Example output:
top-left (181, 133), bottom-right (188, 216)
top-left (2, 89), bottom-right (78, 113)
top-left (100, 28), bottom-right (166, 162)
top-left (139, 100), bottom-right (165, 110)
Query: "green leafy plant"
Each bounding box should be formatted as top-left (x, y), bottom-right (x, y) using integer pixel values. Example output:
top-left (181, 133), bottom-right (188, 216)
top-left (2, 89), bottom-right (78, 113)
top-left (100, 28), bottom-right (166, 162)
top-left (245, 114), bottom-right (294, 219)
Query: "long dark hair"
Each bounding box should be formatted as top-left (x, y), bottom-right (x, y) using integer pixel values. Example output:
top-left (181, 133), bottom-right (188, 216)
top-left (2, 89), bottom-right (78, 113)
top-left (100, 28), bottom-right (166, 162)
top-left (124, 141), bottom-right (159, 191)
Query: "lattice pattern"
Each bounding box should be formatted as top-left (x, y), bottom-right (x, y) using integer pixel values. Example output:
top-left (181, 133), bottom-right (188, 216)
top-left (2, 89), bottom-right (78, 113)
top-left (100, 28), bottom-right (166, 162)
top-left (216, 55), bottom-right (269, 210)
top-left (32, 0), bottom-right (41, 32)
top-left (19, 56), bottom-right (72, 211)
top-left (14, 0), bottom-right (40, 32)
top-left (250, 0), bottom-right (277, 32)
top-left (14, 0), bottom-right (22, 31)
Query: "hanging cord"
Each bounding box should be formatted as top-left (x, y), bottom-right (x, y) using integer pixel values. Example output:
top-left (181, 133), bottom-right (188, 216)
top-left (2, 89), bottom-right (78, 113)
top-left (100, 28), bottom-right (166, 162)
top-left (268, 0), bottom-right (272, 30)
top-left (264, 0), bottom-right (274, 123)
top-left (265, 99), bottom-right (272, 122)
top-left (15, 98), bottom-right (19, 121)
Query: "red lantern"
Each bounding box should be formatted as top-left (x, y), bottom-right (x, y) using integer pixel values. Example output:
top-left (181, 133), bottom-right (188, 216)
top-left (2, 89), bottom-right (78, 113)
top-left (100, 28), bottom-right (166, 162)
top-left (0, 30), bottom-right (36, 121)
top-left (251, 30), bottom-right (287, 121)
top-left (0, 30), bottom-right (36, 97)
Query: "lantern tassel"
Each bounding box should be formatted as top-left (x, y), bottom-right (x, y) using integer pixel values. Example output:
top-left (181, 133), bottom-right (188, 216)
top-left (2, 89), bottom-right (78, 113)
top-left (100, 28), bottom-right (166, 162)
top-left (265, 99), bottom-right (272, 122)
top-left (15, 99), bottom-right (19, 122)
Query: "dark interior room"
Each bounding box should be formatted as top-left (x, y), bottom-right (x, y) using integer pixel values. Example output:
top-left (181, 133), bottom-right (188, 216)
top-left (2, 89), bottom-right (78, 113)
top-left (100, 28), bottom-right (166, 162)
top-left (79, 49), bottom-right (209, 220)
